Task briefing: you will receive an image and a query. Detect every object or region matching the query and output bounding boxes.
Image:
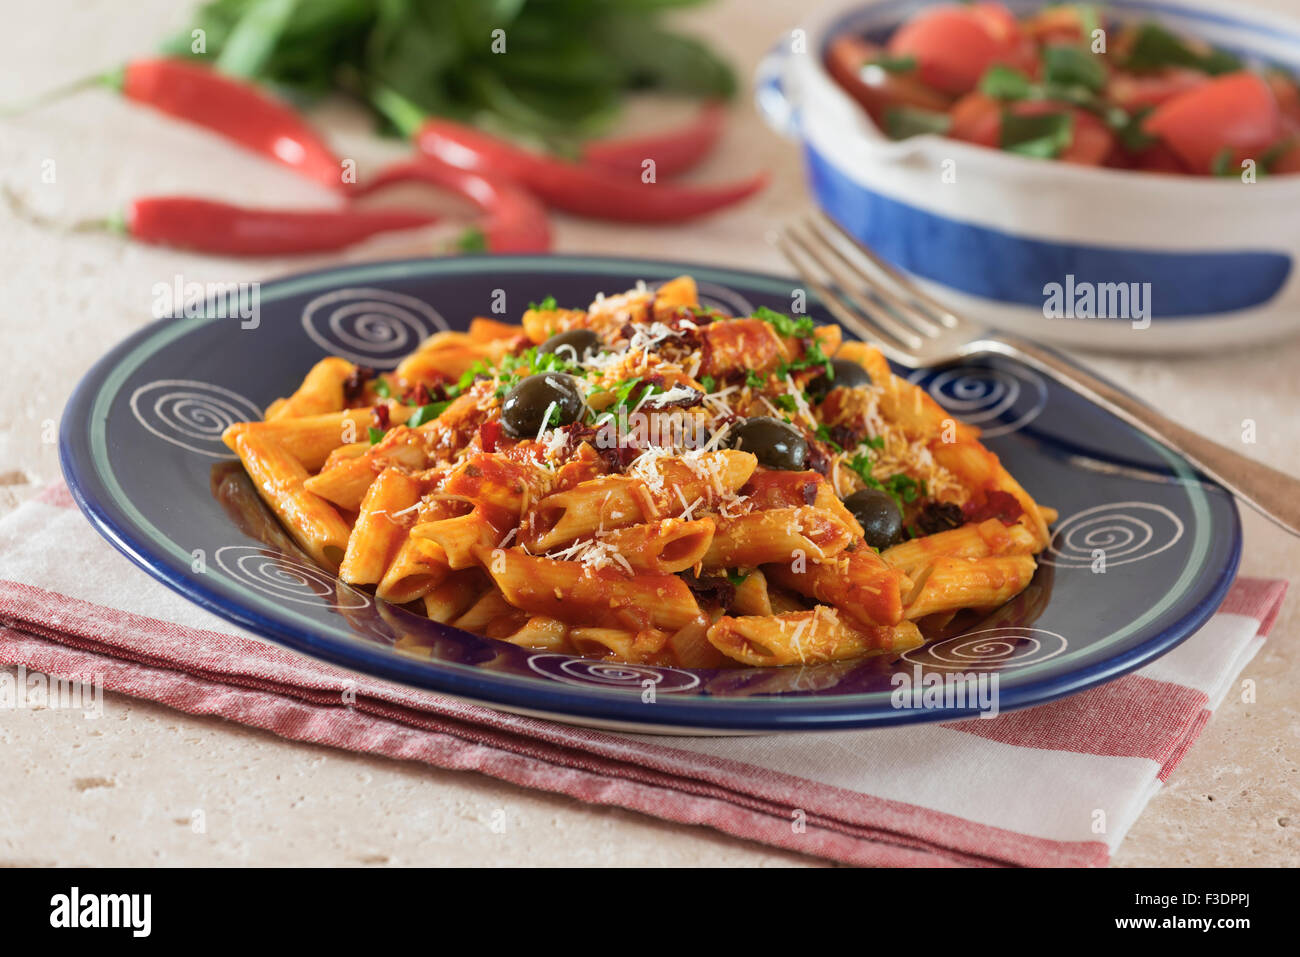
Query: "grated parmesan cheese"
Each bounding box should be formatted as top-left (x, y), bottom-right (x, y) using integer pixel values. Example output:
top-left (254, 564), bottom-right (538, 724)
top-left (784, 373), bottom-right (819, 430)
top-left (534, 401), bottom-right (559, 443)
top-left (638, 384), bottom-right (699, 409)
top-left (545, 534), bottom-right (634, 576)
top-left (536, 427), bottom-right (569, 465)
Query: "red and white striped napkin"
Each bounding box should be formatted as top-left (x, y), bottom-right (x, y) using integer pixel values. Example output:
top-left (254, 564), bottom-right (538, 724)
top-left (0, 482), bottom-right (1285, 866)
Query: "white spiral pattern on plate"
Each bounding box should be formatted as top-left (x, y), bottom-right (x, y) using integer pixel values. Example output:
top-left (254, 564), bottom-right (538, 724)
top-left (901, 626), bottom-right (1068, 671)
top-left (526, 653), bottom-right (701, 692)
top-left (129, 379), bottom-right (263, 457)
top-left (1041, 501), bottom-right (1185, 568)
top-left (907, 366), bottom-right (1048, 437)
top-left (215, 546), bottom-right (371, 608)
top-left (651, 278), bottom-right (755, 317)
top-left (301, 287), bottom-right (447, 366)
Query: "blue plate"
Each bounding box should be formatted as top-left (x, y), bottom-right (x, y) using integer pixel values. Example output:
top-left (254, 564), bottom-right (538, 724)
top-left (60, 256), bottom-right (1241, 732)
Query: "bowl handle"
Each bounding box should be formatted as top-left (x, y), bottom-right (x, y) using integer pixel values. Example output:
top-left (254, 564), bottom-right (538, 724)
top-left (754, 40), bottom-right (800, 141)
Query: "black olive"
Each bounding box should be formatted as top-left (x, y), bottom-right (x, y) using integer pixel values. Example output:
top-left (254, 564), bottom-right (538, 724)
top-left (537, 328), bottom-right (602, 361)
top-left (843, 488), bottom-right (903, 550)
top-left (725, 416), bottom-right (808, 471)
top-left (807, 358), bottom-right (873, 403)
top-left (501, 373), bottom-right (586, 439)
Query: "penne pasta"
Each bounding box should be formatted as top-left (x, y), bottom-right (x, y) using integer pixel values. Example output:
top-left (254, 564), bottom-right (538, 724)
top-left (765, 547), bottom-right (908, 628)
top-left (583, 518), bottom-right (715, 575)
top-left (412, 506), bottom-right (508, 569)
top-left (303, 425), bottom-right (430, 510)
top-left (903, 555), bottom-right (1039, 620)
top-left (707, 606), bottom-right (923, 667)
top-left (339, 467), bottom-right (421, 585)
top-left (228, 428), bottom-right (351, 568)
top-left (704, 507), bottom-right (853, 569)
top-left (500, 615), bottom-right (570, 650)
top-left (266, 357), bottom-right (354, 421)
top-left (224, 275), bottom-right (1053, 668)
top-left (522, 450), bottom-right (755, 552)
top-left (476, 546), bottom-right (704, 633)
top-left (421, 569), bottom-right (488, 623)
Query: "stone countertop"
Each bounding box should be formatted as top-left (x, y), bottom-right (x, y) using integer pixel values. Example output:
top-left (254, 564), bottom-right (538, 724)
top-left (0, 0), bottom-right (1296, 866)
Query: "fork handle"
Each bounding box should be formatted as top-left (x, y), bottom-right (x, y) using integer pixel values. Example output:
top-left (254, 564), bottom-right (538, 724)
top-left (976, 334), bottom-right (1300, 537)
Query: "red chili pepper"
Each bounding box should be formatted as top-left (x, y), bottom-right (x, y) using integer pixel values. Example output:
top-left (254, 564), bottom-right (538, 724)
top-left (11, 59), bottom-right (348, 192)
top-left (116, 198), bottom-right (438, 255)
top-left (110, 59), bottom-right (348, 192)
top-left (414, 118), bottom-right (766, 222)
top-left (581, 101), bottom-right (727, 178)
top-left (356, 157), bottom-right (551, 252)
top-left (369, 85), bottom-right (763, 223)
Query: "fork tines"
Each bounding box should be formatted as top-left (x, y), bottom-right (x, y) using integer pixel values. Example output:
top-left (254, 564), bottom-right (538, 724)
top-left (775, 212), bottom-right (964, 365)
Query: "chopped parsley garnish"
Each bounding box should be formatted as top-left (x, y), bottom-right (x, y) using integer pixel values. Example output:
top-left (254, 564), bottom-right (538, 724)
top-left (1000, 109), bottom-right (1074, 159)
top-left (528, 296), bottom-right (558, 312)
top-left (367, 427), bottom-right (385, 445)
top-left (979, 65), bottom-right (1035, 100)
top-left (700, 375), bottom-right (716, 393)
top-left (452, 345), bottom-right (593, 402)
top-left (1122, 22), bottom-right (1242, 76)
top-left (887, 474), bottom-right (924, 505)
top-left (884, 106), bottom-right (952, 140)
top-left (1210, 147), bottom-right (1236, 177)
top-left (754, 305), bottom-right (816, 339)
top-left (590, 375), bottom-right (659, 424)
top-left (454, 226), bottom-right (487, 252)
top-left (866, 53), bottom-right (916, 74)
top-left (813, 423), bottom-right (842, 453)
top-left (373, 377), bottom-right (392, 399)
top-left (776, 335), bottom-right (834, 380)
top-left (725, 569), bottom-right (749, 587)
top-left (1109, 105), bottom-right (1159, 150)
top-left (1076, 3), bottom-right (1102, 39)
top-left (977, 59), bottom-right (1112, 122)
top-left (773, 393), bottom-right (799, 413)
top-left (406, 400), bottom-right (451, 428)
top-left (978, 60), bottom-right (1134, 147)
top-left (745, 369), bottom-right (767, 389)
top-left (847, 453), bottom-right (876, 485)
top-left (529, 347), bottom-right (583, 376)
top-left (611, 376), bottom-right (647, 408)
top-left (1260, 139), bottom-right (1297, 174)
top-left (846, 453), bottom-right (924, 511)
top-left (1041, 45), bottom-right (1107, 94)
top-left (456, 359), bottom-right (493, 393)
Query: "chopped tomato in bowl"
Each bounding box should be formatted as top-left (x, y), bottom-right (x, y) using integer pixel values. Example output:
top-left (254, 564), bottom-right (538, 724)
top-left (886, 3), bottom-right (1031, 95)
top-left (756, 0), bottom-right (1300, 352)
top-left (1143, 72), bottom-right (1283, 173)
top-left (949, 94), bottom-right (1116, 165)
top-left (824, 2), bottom-right (1298, 177)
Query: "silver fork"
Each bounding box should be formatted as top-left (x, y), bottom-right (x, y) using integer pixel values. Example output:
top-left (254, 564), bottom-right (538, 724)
top-left (776, 212), bottom-right (1300, 538)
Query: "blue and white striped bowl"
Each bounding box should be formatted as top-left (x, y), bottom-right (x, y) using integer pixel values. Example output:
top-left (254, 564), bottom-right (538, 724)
top-left (756, 0), bottom-right (1300, 352)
